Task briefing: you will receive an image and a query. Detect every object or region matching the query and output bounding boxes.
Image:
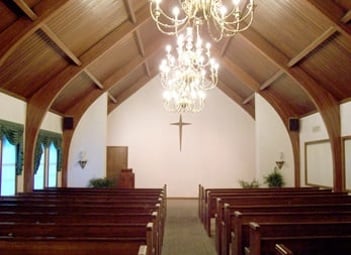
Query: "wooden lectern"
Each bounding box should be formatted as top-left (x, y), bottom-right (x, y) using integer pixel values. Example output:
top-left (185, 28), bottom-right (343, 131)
top-left (118, 168), bottom-right (135, 188)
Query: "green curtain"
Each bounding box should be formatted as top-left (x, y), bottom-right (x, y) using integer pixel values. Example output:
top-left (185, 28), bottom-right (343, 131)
top-left (0, 119), bottom-right (24, 175)
top-left (34, 130), bottom-right (62, 174)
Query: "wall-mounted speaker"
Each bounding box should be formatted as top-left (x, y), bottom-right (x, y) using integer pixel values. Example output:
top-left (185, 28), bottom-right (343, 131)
top-left (288, 118), bottom-right (299, 132)
top-left (63, 117), bottom-right (74, 130)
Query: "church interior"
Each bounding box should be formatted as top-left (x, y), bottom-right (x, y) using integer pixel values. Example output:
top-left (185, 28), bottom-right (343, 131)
top-left (0, 0), bottom-right (351, 254)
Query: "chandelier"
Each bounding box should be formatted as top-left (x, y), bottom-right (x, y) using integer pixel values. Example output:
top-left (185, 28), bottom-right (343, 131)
top-left (149, 0), bottom-right (255, 41)
top-left (159, 26), bottom-right (219, 113)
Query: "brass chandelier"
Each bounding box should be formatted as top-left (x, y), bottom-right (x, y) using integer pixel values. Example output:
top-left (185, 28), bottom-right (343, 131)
top-left (150, 0), bottom-right (255, 41)
top-left (159, 26), bottom-right (219, 113)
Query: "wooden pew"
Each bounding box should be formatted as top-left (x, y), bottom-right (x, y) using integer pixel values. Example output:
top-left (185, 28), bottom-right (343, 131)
top-left (247, 221), bottom-right (351, 255)
top-left (227, 210), bottom-right (351, 255)
top-left (0, 225), bottom-right (153, 255)
top-left (204, 188), bottom-right (336, 235)
top-left (212, 193), bottom-right (351, 253)
top-left (198, 186), bottom-right (323, 224)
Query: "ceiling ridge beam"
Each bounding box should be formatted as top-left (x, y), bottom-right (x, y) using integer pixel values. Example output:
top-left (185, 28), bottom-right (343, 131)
top-left (0, 0), bottom-right (71, 67)
top-left (288, 26), bottom-right (337, 67)
top-left (40, 24), bottom-right (81, 66)
top-left (13, 0), bottom-right (38, 21)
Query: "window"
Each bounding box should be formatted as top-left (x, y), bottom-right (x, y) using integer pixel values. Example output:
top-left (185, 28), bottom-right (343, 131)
top-left (0, 136), bottom-right (17, 196)
top-left (34, 130), bottom-right (62, 190)
top-left (34, 143), bottom-right (58, 189)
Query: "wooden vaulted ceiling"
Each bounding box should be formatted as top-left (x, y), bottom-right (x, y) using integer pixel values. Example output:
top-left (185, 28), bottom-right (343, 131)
top-left (0, 0), bottom-right (351, 191)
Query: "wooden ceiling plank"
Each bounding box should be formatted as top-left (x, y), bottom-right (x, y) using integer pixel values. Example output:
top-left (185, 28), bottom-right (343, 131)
top-left (217, 81), bottom-right (255, 118)
top-left (260, 69), bottom-right (284, 90)
top-left (288, 26), bottom-right (337, 67)
top-left (0, 0), bottom-right (70, 68)
top-left (145, 62), bottom-right (152, 77)
top-left (41, 24), bottom-right (81, 66)
top-left (85, 69), bottom-right (104, 89)
top-left (13, 0), bottom-right (38, 21)
top-left (124, 0), bottom-right (137, 23)
top-left (219, 38), bottom-right (232, 56)
top-left (341, 10), bottom-right (351, 24)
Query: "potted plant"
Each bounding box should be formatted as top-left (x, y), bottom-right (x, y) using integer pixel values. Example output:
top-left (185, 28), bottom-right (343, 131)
top-left (88, 177), bottom-right (114, 188)
top-left (238, 179), bottom-right (260, 188)
top-left (264, 167), bottom-right (285, 187)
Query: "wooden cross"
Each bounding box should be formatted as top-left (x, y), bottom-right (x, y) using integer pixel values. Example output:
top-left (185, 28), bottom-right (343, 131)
top-left (170, 114), bottom-right (191, 151)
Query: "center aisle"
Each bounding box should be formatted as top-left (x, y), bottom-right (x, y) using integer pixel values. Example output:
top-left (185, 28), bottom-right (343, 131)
top-left (161, 199), bottom-right (216, 255)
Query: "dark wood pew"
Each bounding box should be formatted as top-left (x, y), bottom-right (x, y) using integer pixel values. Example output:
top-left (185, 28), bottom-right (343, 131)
top-left (198, 185), bottom-right (323, 224)
top-left (247, 221), bottom-right (351, 255)
top-left (0, 224), bottom-right (153, 255)
top-left (204, 188), bottom-right (336, 235)
top-left (227, 210), bottom-right (351, 255)
top-left (212, 192), bottom-right (350, 243)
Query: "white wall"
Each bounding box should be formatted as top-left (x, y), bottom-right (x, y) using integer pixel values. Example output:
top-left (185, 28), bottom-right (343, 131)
top-left (107, 76), bottom-right (256, 197)
top-left (255, 93), bottom-right (294, 187)
top-left (67, 93), bottom-right (108, 187)
top-left (341, 101), bottom-right (351, 136)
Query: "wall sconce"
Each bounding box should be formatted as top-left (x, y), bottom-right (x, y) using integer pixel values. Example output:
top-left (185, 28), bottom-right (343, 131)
top-left (275, 152), bottom-right (285, 169)
top-left (78, 151), bottom-right (87, 169)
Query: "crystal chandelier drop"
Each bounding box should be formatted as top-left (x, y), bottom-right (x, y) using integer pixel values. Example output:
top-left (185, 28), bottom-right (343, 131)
top-left (159, 26), bottom-right (219, 113)
top-left (149, 0), bottom-right (255, 41)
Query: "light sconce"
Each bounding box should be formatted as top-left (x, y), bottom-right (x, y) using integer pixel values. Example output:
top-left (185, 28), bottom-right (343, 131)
top-left (275, 152), bottom-right (285, 169)
top-left (78, 151), bottom-right (88, 169)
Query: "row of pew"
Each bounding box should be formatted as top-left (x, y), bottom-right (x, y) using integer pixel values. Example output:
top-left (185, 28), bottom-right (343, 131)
top-left (0, 185), bottom-right (167, 255)
top-left (198, 184), bottom-right (351, 255)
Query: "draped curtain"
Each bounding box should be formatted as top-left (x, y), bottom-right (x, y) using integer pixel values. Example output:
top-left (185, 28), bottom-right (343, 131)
top-left (0, 119), bottom-right (24, 175)
top-left (34, 130), bottom-right (62, 174)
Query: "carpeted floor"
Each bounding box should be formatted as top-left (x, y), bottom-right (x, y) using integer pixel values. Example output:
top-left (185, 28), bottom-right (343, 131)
top-left (161, 199), bottom-right (216, 255)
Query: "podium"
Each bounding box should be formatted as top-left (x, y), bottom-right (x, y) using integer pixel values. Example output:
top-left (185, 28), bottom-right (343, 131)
top-left (118, 168), bottom-right (135, 188)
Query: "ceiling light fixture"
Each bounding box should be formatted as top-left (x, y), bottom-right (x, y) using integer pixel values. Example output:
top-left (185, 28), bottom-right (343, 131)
top-left (150, 0), bottom-right (255, 41)
top-left (159, 26), bottom-right (218, 113)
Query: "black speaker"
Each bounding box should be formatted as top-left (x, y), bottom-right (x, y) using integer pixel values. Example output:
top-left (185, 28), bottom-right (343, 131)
top-left (63, 117), bottom-right (74, 130)
top-left (288, 118), bottom-right (299, 132)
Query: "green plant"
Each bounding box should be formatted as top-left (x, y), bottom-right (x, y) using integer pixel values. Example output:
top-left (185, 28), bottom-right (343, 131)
top-left (88, 177), bottom-right (114, 188)
top-left (239, 179), bottom-right (260, 188)
top-left (264, 167), bottom-right (285, 187)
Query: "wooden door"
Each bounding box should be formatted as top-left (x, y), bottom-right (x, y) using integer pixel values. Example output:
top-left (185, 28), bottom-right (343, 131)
top-left (106, 146), bottom-right (128, 187)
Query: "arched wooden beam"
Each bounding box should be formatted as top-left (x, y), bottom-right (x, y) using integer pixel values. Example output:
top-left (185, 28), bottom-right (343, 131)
top-left (0, 0), bottom-right (70, 67)
top-left (241, 28), bottom-right (342, 191)
top-left (260, 90), bottom-right (301, 187)
top-left (22, 5), bottom-right (151, 192)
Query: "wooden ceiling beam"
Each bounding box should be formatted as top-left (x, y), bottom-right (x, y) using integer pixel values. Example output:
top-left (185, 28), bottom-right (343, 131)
top-left (0, 0), bottom-right (70, 67)
top-left (288, 26), bottom-right (337, 67)
top-left (219, 38), bottom-right (232, 56)
top-left (242, 93), bottom-right (254, 105)
top-left (217, 81), bottom-right (255, 118)
top-left (305, 0), bottom-right (351, 40)
top-left (241, 28), bottom-right (342, 191)
top-left (260, 70), bottom-right (284, 91)
top-left (13, 0), bottom-right (38, 21)
top-left (135, 30), bottom-right (146, 56)
top-left (84, 69), bottom-right (104, 89)
top-left (341, 10), bottom-right (351, 23)
top-left (108, 93), bottom-right (118, 104)
top-left (40, 24), bottom-right (81, 66)
top-left (23, 4), bottom-right (152, 192)
top-left (124, 0), bottom-right (137, 23)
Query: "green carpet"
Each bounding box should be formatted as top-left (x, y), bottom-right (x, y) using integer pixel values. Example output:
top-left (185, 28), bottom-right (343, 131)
top-left (161, 199), bottom-right (216, 255)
